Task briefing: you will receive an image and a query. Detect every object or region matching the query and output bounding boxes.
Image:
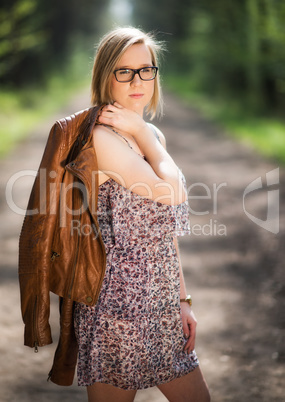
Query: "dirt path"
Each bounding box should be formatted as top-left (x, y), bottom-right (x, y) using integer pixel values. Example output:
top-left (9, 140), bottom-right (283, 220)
top-left (0, 89), bottom-right (284, 402)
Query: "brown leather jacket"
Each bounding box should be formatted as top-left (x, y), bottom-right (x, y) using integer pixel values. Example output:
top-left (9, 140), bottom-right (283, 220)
top-left (18, 106), bottom-right (106, 386)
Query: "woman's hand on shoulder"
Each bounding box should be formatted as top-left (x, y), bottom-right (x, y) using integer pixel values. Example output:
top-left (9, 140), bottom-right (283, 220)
top-left (97, 102), bottom-right (167, 151)
top-left (97, 102), bottom-right (146, 137)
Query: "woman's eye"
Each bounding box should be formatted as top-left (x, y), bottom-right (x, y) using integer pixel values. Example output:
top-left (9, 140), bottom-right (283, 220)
top-left (141, 68), bottom-right (151, 73)
top-left (119, 69), bottom-right (131, 75)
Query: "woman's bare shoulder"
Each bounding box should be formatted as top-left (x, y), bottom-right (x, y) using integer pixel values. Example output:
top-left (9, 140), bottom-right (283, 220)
top-left (93, 124), bottom-right (112, 141)
top-left (92, 124), bottom-right (123, 149)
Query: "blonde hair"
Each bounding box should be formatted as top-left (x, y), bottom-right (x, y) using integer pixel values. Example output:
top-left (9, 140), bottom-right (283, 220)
top-left (91, 27), bottom-right (164, 119)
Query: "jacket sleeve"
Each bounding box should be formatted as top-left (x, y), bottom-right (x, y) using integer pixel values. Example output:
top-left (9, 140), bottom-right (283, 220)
top-left (18, 120), bottom-right (66, 349)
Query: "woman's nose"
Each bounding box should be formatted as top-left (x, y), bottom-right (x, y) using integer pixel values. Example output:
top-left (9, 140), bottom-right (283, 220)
top-left (131, 73), bottom-right (142, 86)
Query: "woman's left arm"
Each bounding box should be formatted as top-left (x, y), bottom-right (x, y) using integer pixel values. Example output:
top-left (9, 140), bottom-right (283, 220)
top-left (173, 237), bottom-right (198, 353)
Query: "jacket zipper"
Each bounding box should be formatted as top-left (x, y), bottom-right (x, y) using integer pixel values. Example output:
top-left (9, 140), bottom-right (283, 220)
top-left (68, 240), bottom-right (79, 299)
top-left (51, 251), bottom-right (60, 261)
top-left (64, 166), bottom-right (82, 299)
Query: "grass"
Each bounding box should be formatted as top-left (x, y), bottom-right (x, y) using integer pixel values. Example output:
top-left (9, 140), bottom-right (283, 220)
top-left (166, 75), bottom-right (285, 164)
top-left (0, 49), bottom-right (91, 158)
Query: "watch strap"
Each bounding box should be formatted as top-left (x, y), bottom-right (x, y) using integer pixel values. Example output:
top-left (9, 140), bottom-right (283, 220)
top-left (180, 295), bottom-right (192, 306)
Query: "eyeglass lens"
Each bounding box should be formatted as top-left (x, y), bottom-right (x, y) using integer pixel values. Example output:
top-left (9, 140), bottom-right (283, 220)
top-left (115, 67), bottom-right (157, 82)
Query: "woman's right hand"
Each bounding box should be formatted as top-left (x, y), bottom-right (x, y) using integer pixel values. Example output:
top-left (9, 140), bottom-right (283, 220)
top-left (97, 102), bottom-right (147, 138)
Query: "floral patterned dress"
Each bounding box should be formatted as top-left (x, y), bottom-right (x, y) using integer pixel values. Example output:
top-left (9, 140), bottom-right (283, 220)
top-left (74, 176), bottom-right (199, 390)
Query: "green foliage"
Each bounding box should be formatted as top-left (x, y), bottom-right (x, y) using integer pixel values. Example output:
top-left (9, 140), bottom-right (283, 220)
top-left (0, 0), bottom-right (113, 157)
top-left (131, 0), bottom-right (285, 163)
top-left (0, 47), bottom-right (91, 158)
top-left (166, 74), bottom-right (285, 164)
top-left (131, 0), bottom-right (285, 115)
top-left (0, 0), bottom-right (47, 82)
top-left (0, 0), bottom-right (110, 86)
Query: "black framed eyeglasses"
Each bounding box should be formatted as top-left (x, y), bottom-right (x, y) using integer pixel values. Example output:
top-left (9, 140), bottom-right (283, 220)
top-left (113, 66), bottom-right (158, 83)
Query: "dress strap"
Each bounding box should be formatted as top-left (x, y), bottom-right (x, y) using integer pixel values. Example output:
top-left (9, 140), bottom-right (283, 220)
top-left (101, 124), bottom-right (146, 160)
top-left (101, 124), bottom-right (133, 149)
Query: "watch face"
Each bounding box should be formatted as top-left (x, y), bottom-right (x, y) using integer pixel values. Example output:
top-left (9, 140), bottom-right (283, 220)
top-left (180, 295), bottom-right (192, 306)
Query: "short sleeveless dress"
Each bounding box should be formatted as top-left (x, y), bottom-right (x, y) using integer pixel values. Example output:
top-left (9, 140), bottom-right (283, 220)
top-left (74, 176), bottom-right (199, 390)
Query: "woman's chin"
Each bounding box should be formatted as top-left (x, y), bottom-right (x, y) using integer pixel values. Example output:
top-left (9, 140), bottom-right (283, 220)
top-left (128, 102), bottom-right (145, 116)
top-left (113, 98), bottom-right (146, 116)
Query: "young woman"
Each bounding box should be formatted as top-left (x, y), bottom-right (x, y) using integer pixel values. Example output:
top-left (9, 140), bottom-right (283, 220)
top-left (73, 27), bottom-right (210, 402)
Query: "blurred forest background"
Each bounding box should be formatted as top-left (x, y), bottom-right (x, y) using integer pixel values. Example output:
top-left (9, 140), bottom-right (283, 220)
top-left (0, 0), bottom-right (284, 161)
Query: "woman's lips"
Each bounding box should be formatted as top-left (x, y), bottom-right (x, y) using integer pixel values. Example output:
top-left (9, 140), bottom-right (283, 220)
top-left (129, 94), bottom-right (144, 99)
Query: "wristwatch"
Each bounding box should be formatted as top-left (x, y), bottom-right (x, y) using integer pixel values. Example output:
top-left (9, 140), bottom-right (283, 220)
top-left (180, 295), bottom-right (192, 306)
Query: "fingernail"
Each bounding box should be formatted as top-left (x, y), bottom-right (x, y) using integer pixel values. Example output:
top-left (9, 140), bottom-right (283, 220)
top-left (184, 333), bottom-right (189, 339)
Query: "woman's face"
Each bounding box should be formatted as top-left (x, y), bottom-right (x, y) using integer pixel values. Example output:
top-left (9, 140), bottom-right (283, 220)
top-left (110, 43), bottom-right (155, 117)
